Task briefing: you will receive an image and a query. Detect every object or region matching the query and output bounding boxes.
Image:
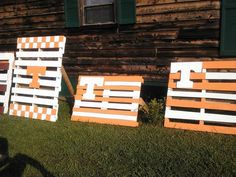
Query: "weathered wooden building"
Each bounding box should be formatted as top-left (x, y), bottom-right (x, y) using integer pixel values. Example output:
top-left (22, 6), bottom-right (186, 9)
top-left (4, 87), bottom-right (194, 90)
top-left (0, 0), bottom-right (235, 96)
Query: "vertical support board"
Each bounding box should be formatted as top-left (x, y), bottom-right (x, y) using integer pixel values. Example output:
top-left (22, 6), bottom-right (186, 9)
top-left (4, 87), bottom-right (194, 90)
top-left (71, 76), bottom-right (143, 127)
top-left (0, 53), bottom-right (14, 114)
top-left (9, 36), bottom-right (66, 122)
top-left (164, 61), bottom-right (236, 135)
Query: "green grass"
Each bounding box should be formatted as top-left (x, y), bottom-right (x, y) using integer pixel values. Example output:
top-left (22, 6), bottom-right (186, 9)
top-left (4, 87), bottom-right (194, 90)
top-left (0, 101), bottom-right (235, 177)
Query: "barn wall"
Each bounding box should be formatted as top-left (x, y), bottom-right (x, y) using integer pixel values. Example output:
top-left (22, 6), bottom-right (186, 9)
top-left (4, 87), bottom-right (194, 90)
top-left (0, 0), bottom-right (230, 86)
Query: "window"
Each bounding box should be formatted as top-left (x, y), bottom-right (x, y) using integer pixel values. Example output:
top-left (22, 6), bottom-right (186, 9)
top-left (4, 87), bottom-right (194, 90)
top-left (220, 0), bottom-right (236, 56)
top-left (64, 0), bottom-right (136, 27)
top-left (83, 0), bottom-right (115, 25)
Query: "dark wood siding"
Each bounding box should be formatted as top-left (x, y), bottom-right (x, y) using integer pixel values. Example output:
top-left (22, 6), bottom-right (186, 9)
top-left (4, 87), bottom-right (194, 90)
top-left (0, 0), bottom-right (232, 86)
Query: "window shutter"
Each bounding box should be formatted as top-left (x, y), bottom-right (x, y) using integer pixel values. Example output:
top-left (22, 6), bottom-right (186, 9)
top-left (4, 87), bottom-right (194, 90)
top-left (117, 0), bottom-right (136, 25)
top-left (64, 0), bottom-right (80, 27)
top-left (220, 0), bottom-right (236, 56)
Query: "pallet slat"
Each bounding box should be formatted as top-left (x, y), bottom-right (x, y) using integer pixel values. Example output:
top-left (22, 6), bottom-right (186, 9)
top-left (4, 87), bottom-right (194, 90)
top-left (14, 68), bottom-right (61, 78)
top-left (0, 74), bottom-right (7, 81)
top-left (13, 77), bottom-right (61, 88)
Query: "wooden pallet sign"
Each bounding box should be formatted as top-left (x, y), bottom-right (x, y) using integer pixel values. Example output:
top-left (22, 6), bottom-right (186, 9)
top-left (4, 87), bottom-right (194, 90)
top-left (9, 36), bottom-right (66, 122)
top-left (0, 53), bottom-right (14, 114)
top-left (71, 76), bottom-right (143, 127)
top-left (164, 61), bottom-right (236, 135)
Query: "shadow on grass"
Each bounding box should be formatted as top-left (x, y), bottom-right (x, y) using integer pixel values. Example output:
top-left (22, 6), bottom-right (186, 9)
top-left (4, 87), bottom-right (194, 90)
top-left (0, 137), bottom-right (55, 177)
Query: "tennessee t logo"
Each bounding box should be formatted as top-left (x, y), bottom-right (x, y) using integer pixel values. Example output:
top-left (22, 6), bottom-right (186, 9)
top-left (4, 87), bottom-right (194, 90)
top-left (171, 62), bottom-right (202, 88)
top-left (27, 66), bottom-right (46, 89)
top-left (80, 77), bottom-right (104, 100)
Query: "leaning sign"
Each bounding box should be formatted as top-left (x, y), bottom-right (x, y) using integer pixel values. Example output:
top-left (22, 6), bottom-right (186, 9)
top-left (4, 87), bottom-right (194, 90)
top-left (0, 53), bottom-right (14, 114)
top-left (72, 76), bottom-right (143, 127)
top-left (9, 36), bottom-right (66, 122)
top-left (165, 61), bottom-right (236, 135)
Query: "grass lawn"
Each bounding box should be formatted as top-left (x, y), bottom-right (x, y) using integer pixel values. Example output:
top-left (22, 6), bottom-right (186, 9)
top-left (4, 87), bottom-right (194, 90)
top-left (0, 101), bottom-right (235, 177)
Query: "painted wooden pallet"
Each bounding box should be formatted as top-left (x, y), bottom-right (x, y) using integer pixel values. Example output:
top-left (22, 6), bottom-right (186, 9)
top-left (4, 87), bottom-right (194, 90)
top-left (71, 76), bottom-right (143, 127)
top-left (0, 53), bottom-right (14, 114)
top-left (164, 61), bottom-right (236, 135)
top-left (9, 36), bottom-right (66, 122)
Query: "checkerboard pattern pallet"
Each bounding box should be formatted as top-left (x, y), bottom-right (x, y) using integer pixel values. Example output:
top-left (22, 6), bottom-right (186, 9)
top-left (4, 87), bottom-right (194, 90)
top-left (9, 35), bottom-right (66, 122)
top-left (71, 76), bottom-right (143, 127)
top-left (164, 61), bottom-right (236, 135)
top-left (0, 53), bottom-right (14, 114)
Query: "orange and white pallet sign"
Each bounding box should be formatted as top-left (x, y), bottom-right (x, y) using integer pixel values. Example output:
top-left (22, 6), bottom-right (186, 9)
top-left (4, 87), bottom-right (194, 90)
top-left (71, 76), bottom-right (143, 127)
top-left (164, 61), bottom-right (236, 135)
top-left (9, 36), bottom-right (66, 122)
top-left (0, 53), bottom-right (14, 114)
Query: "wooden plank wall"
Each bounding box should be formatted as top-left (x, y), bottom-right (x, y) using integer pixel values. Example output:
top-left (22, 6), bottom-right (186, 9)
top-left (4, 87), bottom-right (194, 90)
top-left (0, 0), bottom-right (230, 85)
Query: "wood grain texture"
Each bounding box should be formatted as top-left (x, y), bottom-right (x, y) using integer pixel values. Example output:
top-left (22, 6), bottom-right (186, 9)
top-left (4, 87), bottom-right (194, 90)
top-left (0, 85), bottom-right (6, 92)
top-left (0, 62), bottom-right (9, 70)
top-left (0, 0), bottom-right (231, 84)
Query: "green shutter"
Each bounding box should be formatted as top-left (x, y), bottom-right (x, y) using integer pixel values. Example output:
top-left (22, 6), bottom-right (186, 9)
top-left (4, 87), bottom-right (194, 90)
top-left (117, 0), bottom-right (136, 25)
top-left (221, 0), bottom-right (236, 56)
top-left (64, 0), bottom-right (80, 27)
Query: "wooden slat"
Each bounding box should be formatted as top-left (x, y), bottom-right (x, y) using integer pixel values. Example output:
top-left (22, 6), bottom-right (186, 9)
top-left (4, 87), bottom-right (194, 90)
top-left (76, 89), bottom-right (140, 98)
top-left (167, 90), bottom-right (236, 101)
top-left (0, 74), bottom-right (7, 81)
top-left (14, 60), bottom-right (61, 67)
top-left (73, 107), bottom-right (137, 116)
top-left (167, 97), bottom-right (236, 111)
top-left (16, 51), bottom-right (63, 58)
top-left (11, 87), bottom-right (59, 97)
top-left (165, 109), bottom-right (236, 123)
top-left (14, 68), bottom-right (61, 78)
top-left (104, 76), bottom-right (144, 82)
top-left (77, 85), bottom-right (141, 91)
top-left (203, 61), bottom-right (236, 69)
top-left (13, 77), bottom-right (61, 88)
top-left (75, 95), bottom-right (140, 103)
top-left (169, 73), bottom-right (205, 80)
top-left (164, 119), bottom-right (236, 135)
top-left (71, 116), bottom-right (139, 127)
top-left (74, 100), bottom-right (138, 111)
top-left (169, 81), bottom-right (236, 91)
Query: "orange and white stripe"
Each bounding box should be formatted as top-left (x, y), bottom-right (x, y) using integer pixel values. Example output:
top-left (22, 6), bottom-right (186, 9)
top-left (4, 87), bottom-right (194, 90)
top-left (165, 61), bottom-right (236, 135)
top-left (71, 76), bottom-right (143, 127)
top-left (9, 104), bottom-right (57, 122)
top-left (17, 36), bottom-right (66, 49)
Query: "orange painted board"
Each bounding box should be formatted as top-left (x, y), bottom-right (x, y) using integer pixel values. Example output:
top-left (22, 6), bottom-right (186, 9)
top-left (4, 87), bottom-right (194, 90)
top-left (169, 73), bottom-right (205, 80)
top-left (203, 61), bottom-right (236, 69)
top-left (71, 116), bottom-right (139, 127)
top-left (79, 76), bottom-right (144, 83)
top-left (164, 118), bottom-right (236, 135)
top-left (166, 97), bottom-right (236, 111)
top-left (73, 107), bottom-right (138, 116)
top-left (77, 85), bottom-right (141, 91)
top-left (75, 95), bottom-right (140, 103)
top-left (168, 81), bottom-right (236, 91)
